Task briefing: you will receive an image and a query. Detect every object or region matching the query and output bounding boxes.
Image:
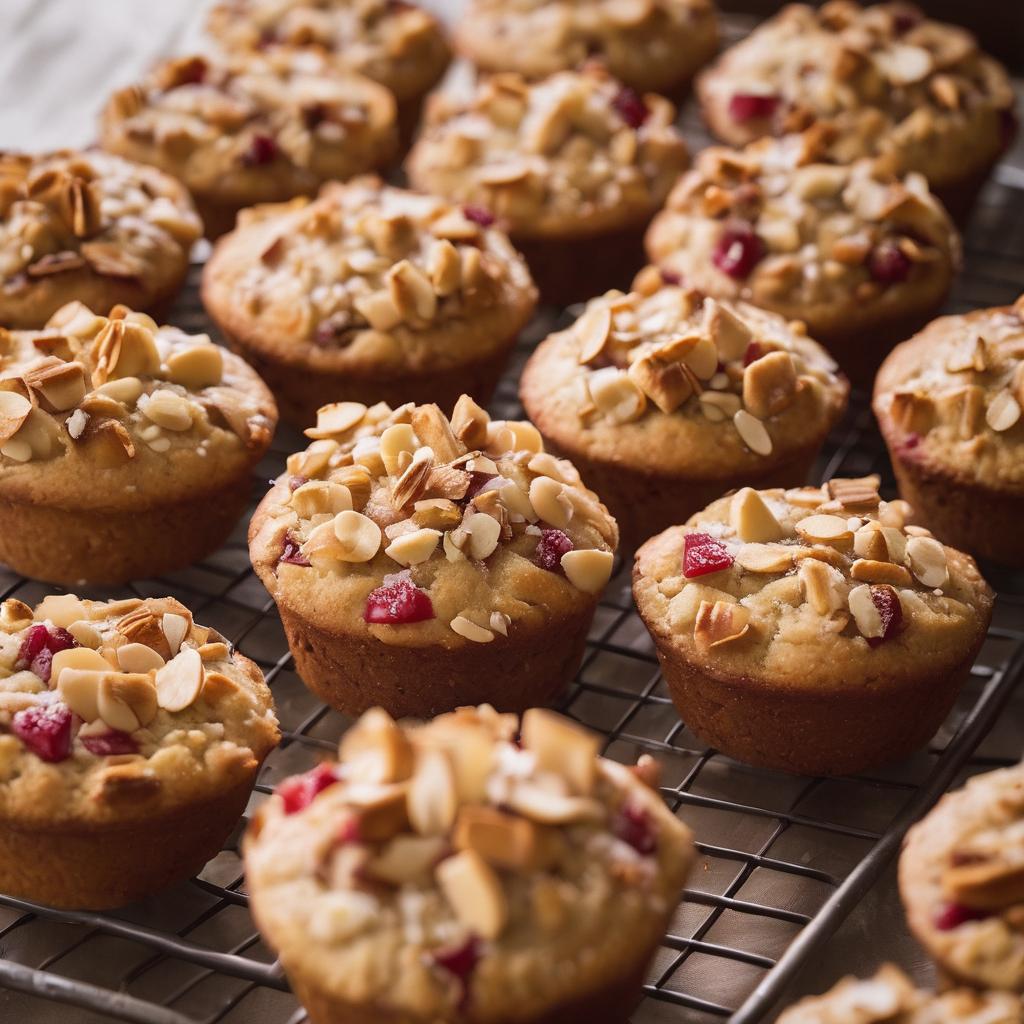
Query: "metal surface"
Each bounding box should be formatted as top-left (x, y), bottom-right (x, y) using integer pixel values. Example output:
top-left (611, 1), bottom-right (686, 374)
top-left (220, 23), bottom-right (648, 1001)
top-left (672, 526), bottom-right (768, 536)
top-left (1, 65), bottom-right (1023, 1024)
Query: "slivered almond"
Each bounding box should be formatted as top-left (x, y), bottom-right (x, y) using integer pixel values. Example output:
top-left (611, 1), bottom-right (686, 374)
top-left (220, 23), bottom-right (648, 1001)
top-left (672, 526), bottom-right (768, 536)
top-left (798, 558), bottom-right (845, 614)
top-left (521, 708), bottom-right (600, 794)
top-left (694, 600), bottom-right (751, 651)
top-left (560, 549), bottom-right (613, 594)
top-left (450, 615), bottom-right (494, 642)
top-left (154, 648), bottom-right (204, 712)
top-left (733, 409), bottom-right (772, 455)
top-left (576, 305), bottom-right (612, 364)
top-left (450, 394), bottom-right (489, 448)
top-left (411, 403), bottom-right (464, 463)
top-left (436, 849), bottom-right (507, 940)
top-left (391, 447), bottom-right (434, 509)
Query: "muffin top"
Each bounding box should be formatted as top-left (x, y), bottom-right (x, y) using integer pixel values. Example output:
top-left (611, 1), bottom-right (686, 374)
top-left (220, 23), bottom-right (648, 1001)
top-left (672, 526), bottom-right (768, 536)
top-left (207, 0), bottom-right (451, 104)
top-left (0, 150), bottom-right (201, 322)
top-left (633, 476), bottom-right (993, 690)
top-left (455, 0), bottom-right (718, 95)
top-left (696, 1), bottom-right (1015, 189)
top-left (100, 52), bottom-right (397, 204)
top-left (0, 302), bottom-right (277, 508)
top-left (777, 964), bottom-right (1023, 1024)
top-left (245, 704), bottom-right (693, 1020)
top-left (900, 762), bottom-right (1024, 993)
top-left (0, 593), bottom-right (279, 825)
top-left (521, 278), bottom-right (847, 477)
top-left (249, 396), bottom-right (619, 647)
top-left (201, 177), bottom-right (537, 376)
top-left (874, 296), bottom-right (1024, 493)
top-left (644, 137), bottom-right (960, 339)
top-left (405, 65), bottom-right (689, 239)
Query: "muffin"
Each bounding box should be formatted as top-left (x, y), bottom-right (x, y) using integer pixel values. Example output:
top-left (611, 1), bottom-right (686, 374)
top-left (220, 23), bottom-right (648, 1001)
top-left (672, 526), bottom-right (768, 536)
top-left (100, 52), bottom-right (398, 239)
top-left (206, 0), bottom-right (451, 145)
top-left (249, 396), bottom-right (618, 718)
top-left (777, 964), bottom-right (1023, 1023)
top-left (874, 295), bottom-right (1024, 568)
top-left (0, 302), bottom-right (277, 585)
top-left (644, 136), bottom-right (960, 383)
top-left (520, 276), bottom-right (848, 549)
top-left (695, 2), bottom-right (1016, 222)
top-left (0, 592), bottom-right (279, 909)
top-left (202, 177), bottom-right (537, 428)
top-left (405, 65), bottom-right (689, 305)
top-left (455, 0), bottom-right (718, 100)
top-left (244, 703), bottom-right (694, 1024)
top-left (900, 761), bottom-right (1024, 992)
top-left (633, 477), bottom-right (993, 776)
top-left (0, 150), bottom-right (201, 330)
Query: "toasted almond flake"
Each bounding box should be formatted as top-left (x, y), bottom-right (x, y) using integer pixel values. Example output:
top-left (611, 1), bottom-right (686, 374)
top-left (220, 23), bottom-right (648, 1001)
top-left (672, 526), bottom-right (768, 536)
top-left (528, 476), bottom-right (573, 530)
top-left (333, 510), bottom-right (383, 562)
top-left (730, 487), bottom-right (784, 543)
top-left (487, 419), bottom-right (542, 454)
top-left (848, 584), bottom-right (883, 638)
top-left (694, 600), bottom-right (751, 651)
top-left (576, 306), bottom-right (612, 364)
top-left (786, 486), bottom-right (828, 508)
top-left (798, 559), bottom-right (845, 614)
top-left (905, 535), bottom-right (948, 588)
top-left (385, 527), bottom-right (440, 566)
top-left (499, 481), bottom-right (537, 522)
top-left (521, 708), bottom-right (599, 795)
top-left (986, 390), bottom-right (1021, 433)
top-left (462, 511), bottom-right (502, 560)
top-left (408, 748), bottom-right (457, 835)
top-left (58, 667), bottom-right (105, 721)
top-left (735, 543), bottom-right (794, 573)
top-left (795, 514), bottom-right (853, 546)
top-left (450, 395), bottom-right (489, 448)
top-left (305, 402), bottom-right (367, 440)
top-left (450, 615), bottom-right (494, 643)
top-left (154, 647), bottom-right (205, 712)
top-left (489, 612), bottom-right (510, 636)
top-left (142, 389), bottom-right (193, 432)
top-left (560, 549), bottom-right (613, 594)
top-left (391, 446), bottom-right (434, 509)
top-left (526, 452), bottom-right (573, 484)
top-left (733, 409), bottom-right (772, 455)
top-left (700, 391), bottom-right (741, 416)
top-left (66, 619), bottom-right (102, 648)
top-left (587, 366), bottom-right (647, 424)
top-left (50, 647), bottom-right (109, 688)
top-left (0, 390), bottom-right (32, 443)
top-left (703, 298), bottom-right (753, 361)
top-left (850, 558), bottom-right (913, 586)
top-left (443, 530), bottom-right (466, 562)
top-left (198, 642), bottom-right (231, 662)
top-left (98, 672), bottom-right (158, 731)
top-left (291, 480), bottom-right (353, 517)
top-left (162, 613), bottom-right (189, 656)
top-left (165, 345), bottom-right (223, 389)
top-left (116, 642), bottom-right (166, 674)
top-left (436, 849), bottom-right (507, 940)
top-left (411, 404), bottom-right (464, 464)
top-left (504, 780), bottom-right (604, 825)
top-left (452, 805), bottom-right (544, 871)
top-left (380, 423), bottom-right (417, 476)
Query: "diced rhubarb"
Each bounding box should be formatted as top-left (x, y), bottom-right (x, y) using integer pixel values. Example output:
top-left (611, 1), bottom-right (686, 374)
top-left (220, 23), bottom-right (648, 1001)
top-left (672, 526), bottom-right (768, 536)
top-left (277, 762), bottom-right (340, 815)
top-left (683, 532), bottom-right (734, 578)
top-left (867, 585), bottom-right (903, 647)
top-left (81, 730), bottom-right (139, 756)
top-left (11, 703), bottom-right (73, 763)
top-left (279, 533), bottom-right (311, 567)
top-left (727, 92), bottom-right (780, 123)
top-left (364, 574), bottom-right (435, 624)
top-left (534, 528), bottom-right (573, 571)
top-left (613, 87), bottom-right (649, 129)
top-left (712, 224), bottom-right (764, 279)
top-left (613, 801), bottom-right (658, 855)
top-left (242, 133), bottom-right (279, 166)
top-left (17, 624), bottom-right (79, 683)
top-left (462, 205), bottom-right (495, 227)
top-left (934, 901), bottom-right (992, 930)
top-left (868, 242), bottom-right (911, 285)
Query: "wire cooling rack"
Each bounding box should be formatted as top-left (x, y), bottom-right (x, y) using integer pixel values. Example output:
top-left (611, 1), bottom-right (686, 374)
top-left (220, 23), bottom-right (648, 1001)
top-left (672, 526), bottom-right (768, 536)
top-left (1, 74), bottom-right (1024, 1024)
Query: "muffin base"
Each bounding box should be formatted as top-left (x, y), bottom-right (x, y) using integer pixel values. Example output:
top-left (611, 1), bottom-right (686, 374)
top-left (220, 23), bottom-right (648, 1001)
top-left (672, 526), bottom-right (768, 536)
top-left (218, 327), bottom-right (517, 428)
top-left (650, 642), bottom-right (981, 776)
top-left (513, 223), bottom-right (649, 308)
top-left (0, 775), bottom-right (257, 910)
top-left (278, 601), bottom-right (596, 719)
top-left (888, 451), bottom-right (1024, 569)
top-left (0, 473), bottom-right (254, 585)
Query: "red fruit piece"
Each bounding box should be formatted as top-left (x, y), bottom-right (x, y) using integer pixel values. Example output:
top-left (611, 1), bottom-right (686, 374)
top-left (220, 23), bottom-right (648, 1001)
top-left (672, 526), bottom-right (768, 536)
top-left (660, 268), bottom-right (682, 286)
top-left (277, 762), bottom-right (340, 815)
top-left (613, 801), bottom-right (658, 855)
top-left (867, 585), bottom-right (903, 647)
top-left (279, 533), bottom-right (311, 567)
top-left (18, 624), bottom-right (79, 683)
top-left (683, 532), bottom-right (733, 578)
top-left (462, 204), bottom-right (495, 227)
top-left (428, 935), bottom-right (481, 1010)
top-left (242, 133), bottom-right (279, 166)
top-left (81, 731), bottom-right (139, 756)
top-left (17, 624), bottom-right (50, 666)
top-left (11, 703), bottom-right (73, 763)
top-left (613, 87), bottom-right (649, 129)
top-left (934, 902), bottom-right (991, 931)
top-left (743, 341), bottom-right (765, 366)
top-left (534, 528), bottom-right (573, 571)
top-left (288, 475), bottom-right (309, 492)
top-left (336, 816), bottom-right (362, 844)
top-left (868, 241), bottom-right (911, 285)
top-left (712, 224), bottom-right (764, 278)
top-left (364, 574), bottom-right (435, 624)
top-left (727, 92), bottom-right (780, 123)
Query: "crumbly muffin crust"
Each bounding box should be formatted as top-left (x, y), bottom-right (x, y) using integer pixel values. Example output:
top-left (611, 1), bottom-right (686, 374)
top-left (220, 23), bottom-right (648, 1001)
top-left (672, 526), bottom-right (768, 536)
top-left (900, 762), bottom-right (1024, 992)
top-left (777, 964), bottom-right (1023, 1024)
top-left (0, 593), bottom-right (278, 825)
top-left (245, 704), bottom-right (693, 1022)
top-left (696, 2), bottom-right (1015, 193)
top-left (201, 177), bottom-right (536, 381)
top-left (0, 150), bottom-right (201, 329)
top-left (405, 65), bottom-right (688, 240)
top-left (455, 0), bottom-right (718, 97)
top-left (100, 52), bottom-right (397, 234)
top-left (250, 396), bottom-right (618, 650)
top-left (207, 0), bottom-right (451, 106)
top-left (644, 137), bottom-right (960, 354)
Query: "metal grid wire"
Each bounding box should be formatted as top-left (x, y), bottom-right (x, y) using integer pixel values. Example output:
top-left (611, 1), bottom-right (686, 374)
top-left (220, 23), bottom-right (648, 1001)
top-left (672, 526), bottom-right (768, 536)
top-left (1, 91), bottom-right (1023, 1024)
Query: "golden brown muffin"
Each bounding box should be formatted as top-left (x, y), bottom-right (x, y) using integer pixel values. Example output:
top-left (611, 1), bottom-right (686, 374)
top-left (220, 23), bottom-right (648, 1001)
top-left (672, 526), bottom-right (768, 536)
top-left (874, 296), bottom-right (1024, 569)
top-left (405, 65), bottom-right (689, 305)
top-left (455, 0), bottom-right (719, 100)
top-left (0, 302), bottom-right (277, 585)
top-left (633, 477), bottom-right (993, 776)
top-left (777, 964), bottom-right (1023, 1024)
top-left (695, 2), bottom-right (1016, 221)
top-left (0, 151), bottom-right (201, 329)
top-left (245, 704), bottom-right (694, 1024)
top-left (99, 52), bottom-right (397, 239)
top-left (0, 593), bottom-right (279, 909)
top-left (644, 136), bottom-right (960, 384)
top-left (899, 762), bottom-right (1024, 993)
top-left (206, 0), bottom-right (451, 145)
top-left (201, 177), bottom-right (537, 428)
top-left (520, 276), bottom-right (848, 549)
top-left (249, 397), bottom-right (618, 718)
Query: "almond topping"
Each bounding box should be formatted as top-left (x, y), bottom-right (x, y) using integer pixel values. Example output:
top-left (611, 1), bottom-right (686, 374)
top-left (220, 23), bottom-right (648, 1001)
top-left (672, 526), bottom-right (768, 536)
top-left (385, 527), bottom-right (441, 566)
top-left (98, 673), bottom-right (158, 732)
top-left (116, 642), bottom-right (166, 674)
top-left (587, 367), bottom-right (647, 423)
top-left (391, 447), bottom-right (434, 509)
top-left (521, 708), bottom-right (600, 795)
top-left (848, 584), bottom-right (883, 639)
top-left (576, 306), bottom-right (612, 364)
top-left (742, 351), bottom-right (797, 419)
top-left (453, 805), bottom-right (546, 871)
top-left (462, 511), bottom-right (502, 560)
top-left (0, 391), bottom-right (32, 443)
top-left (332, 511), bottom-right (383, 562)
top-left (943, 854), bottom-right (1024, 910)
top-left (291, 480), bottom-right (353, 517)
top-left (436, 849), bottom-right (507, 940)
top-left (162, 612), bottom-right (189, 656)
top-left (154, 647), bottom-right (205, 712)
top-left (795, 514), bottom-right (853, 546)
top-left (411, 404), bottom-right (464, 464)
top-left (450, 394), bottom-right (489, 449)
top-left (694, 599), bottom-right (752, 651)
top-left (528, 476), bottom-right (573, 530)
top-left (305, 401), bottom-right (368, 440)
top-left (165, 345), bottom-right (223, 389)
top-left (986, 390), bottom-right (1021, 433)
top-left (730, 487), bottom-right (784, 542)
top-left (798, 558), bottom-right (845, 614)
top-left (408, 748), bottom-right (457, 836)
top-left (703, 298), bottom-right (753, 361)
top-left (51, 647), bottom-right (109, 688)
top-left (733, 409), bottom-right (773, 455)
top-left (735, 543), bottom-right (794, 573)
top-left (560, 549), bottom-right (614, 594)
top-left (450, 615), bottom-right (494, 643)
top-left (905, 535), bottom-right (948, 588)
top-left (850, 558), bottom-right (913, 586)
top-left (339, 708), bottom-right (414, 785)
top-left (380, 423), bottom-right (417, 476)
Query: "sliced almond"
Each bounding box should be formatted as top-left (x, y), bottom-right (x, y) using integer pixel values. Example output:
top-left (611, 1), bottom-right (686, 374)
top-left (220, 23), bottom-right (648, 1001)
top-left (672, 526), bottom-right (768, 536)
top-left (786, 486), bottom-right (828, 508)
top-left (587, 366), bottom-right (647, 424)
top-left (560, 549), bottom-right (613, 594)
top-left (986, 390), bottom-right (1021, 433)
top-left (742, 351), bottom-right (797, 419)
top-left (459, 511), bottom-right (500, 561)
top-left (848, 584), bottom-right (883, 638)
top-left (576, 305), bottom-right (612, 364)
top-left (450, 615), bottom-right (494, 643)
top-left (730, 487), bottom-right (784, 543)
top-left (380, 423), bottom-right (417, 476)
top-left (0, 391), bottom-right (34, 443)
top-left (160, 613), bottom-right (188, 656)
top-left (521, 707), bottom-right (600, 795)
top-left (154, 647), bottom-right (204, 712)
top-left (450, 394), bottom-right (489, 449)
top-left (827, 476), bottom-right (880, 512)
top-left (905, 535), bottom-right (948, 588)
top-left (453, 805), bottom-right (548, 871)
top-left (795, 514), bottom-right (854, 547)
top-left (735, 543), bottom-right (794, 573)
top-left (528, 476), bottom-right (572, 530)
top-left (36, 594), bottom-right (88, 628)
top-left (411, 404), bottom-right (465, 464)
top-left (339, 708), bottom-right (414, 785)
top-left (48, 647), bottom-right (110, 690)
top-left (733, 409), bottom-right (772, 455)
top-left (165, 345), bottom-right (223, 389)
top-left (694, 600), bottom-right (752, 651)
top-left (385, 527), bottom-right (440, 566)
top-left (436, 849), bottom-right (507, 940)
top-left (333, 510), bottom-right (383, 562)
top-left (98, 672), bottom-right (159, 731)
top-left (367, 835), bottom-right (448, 886)
top-left (57, 667), bottom-right (106, 720)
top-left (798, 558), bottom-right (845, 615)
top-left (850, 558), bottom-right (913, 586)
top-left (504, 780), bottom-right (604, 825)
top-left (408, 748), bottom-right (457, 836)
top-left (290, 480), bottom-right (353, 518)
